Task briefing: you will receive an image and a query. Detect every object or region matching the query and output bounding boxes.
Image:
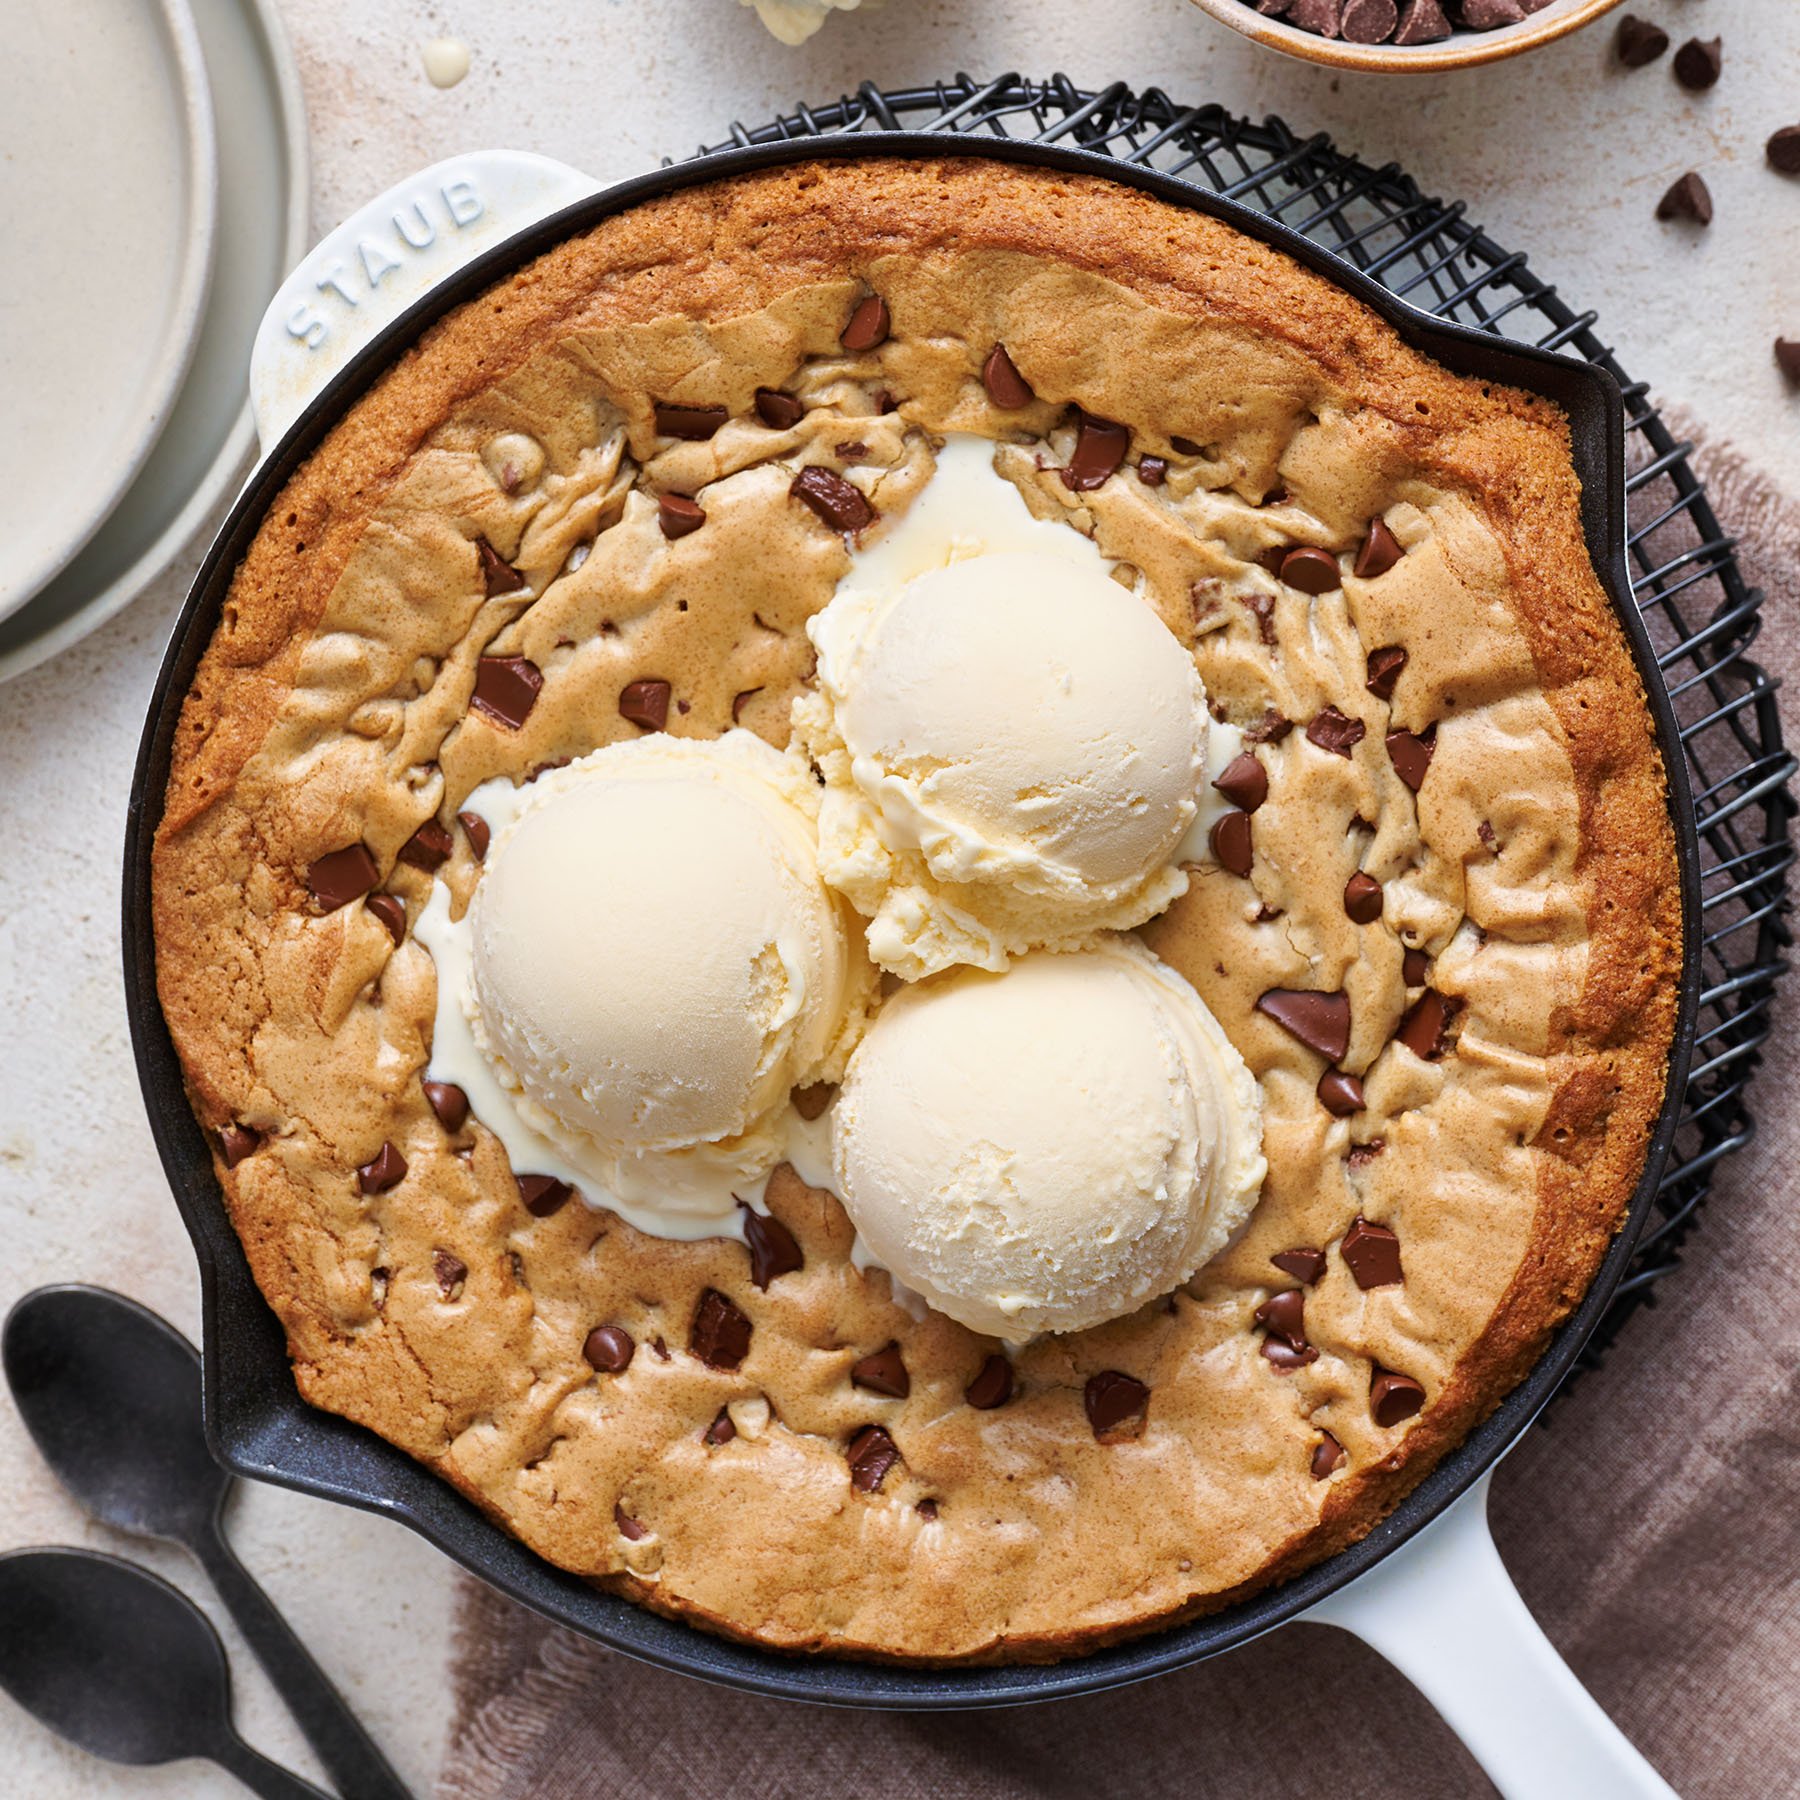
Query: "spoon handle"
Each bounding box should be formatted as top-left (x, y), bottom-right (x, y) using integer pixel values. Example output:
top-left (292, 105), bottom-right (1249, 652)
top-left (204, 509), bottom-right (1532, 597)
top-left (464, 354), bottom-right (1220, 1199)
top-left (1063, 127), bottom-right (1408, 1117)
top-left (213, 1732), bottom-right (338, 1800)
top-left (194, 1518), bottom-right (413, 1800)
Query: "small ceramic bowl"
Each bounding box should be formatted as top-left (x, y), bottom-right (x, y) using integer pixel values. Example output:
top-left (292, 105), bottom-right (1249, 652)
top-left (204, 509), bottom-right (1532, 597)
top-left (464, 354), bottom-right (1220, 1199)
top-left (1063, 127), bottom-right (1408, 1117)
top-left (1187, 0), bottom-right (1625, 72)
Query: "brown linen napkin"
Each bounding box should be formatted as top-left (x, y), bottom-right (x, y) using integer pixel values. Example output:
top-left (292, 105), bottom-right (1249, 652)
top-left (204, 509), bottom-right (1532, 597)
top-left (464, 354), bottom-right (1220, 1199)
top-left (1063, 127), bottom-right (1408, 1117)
top-left (438, 422), bottom-right (1800, 1800)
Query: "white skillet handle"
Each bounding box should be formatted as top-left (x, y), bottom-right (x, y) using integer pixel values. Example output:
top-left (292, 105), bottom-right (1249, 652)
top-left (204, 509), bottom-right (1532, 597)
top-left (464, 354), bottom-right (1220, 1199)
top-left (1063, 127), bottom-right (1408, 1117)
top-left (1306, 1468), bottom-right (1678, 1798)
top-left (249, 149), bottom-right (600, 453)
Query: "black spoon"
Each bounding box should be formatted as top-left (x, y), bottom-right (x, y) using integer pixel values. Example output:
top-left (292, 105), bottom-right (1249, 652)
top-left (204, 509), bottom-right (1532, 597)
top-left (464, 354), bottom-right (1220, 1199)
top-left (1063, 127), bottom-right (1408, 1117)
top-left (0, 1546), bottom-right (332, 1797)
top-left (3, 1286), bottom-right (411, 1800)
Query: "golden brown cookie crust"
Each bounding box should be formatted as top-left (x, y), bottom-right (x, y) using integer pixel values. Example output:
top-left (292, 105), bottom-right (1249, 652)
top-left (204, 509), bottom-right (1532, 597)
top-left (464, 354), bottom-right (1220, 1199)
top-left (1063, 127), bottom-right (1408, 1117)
top-left (153, 159), bottom-right (1680, 1663)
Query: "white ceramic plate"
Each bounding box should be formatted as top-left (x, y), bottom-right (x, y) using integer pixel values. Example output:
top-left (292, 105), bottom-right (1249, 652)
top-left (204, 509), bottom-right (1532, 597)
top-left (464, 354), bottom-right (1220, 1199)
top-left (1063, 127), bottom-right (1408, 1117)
top-left (0, 0), bottom-right (218, 621)
top-left (0, 0), bottom-right (309, 683)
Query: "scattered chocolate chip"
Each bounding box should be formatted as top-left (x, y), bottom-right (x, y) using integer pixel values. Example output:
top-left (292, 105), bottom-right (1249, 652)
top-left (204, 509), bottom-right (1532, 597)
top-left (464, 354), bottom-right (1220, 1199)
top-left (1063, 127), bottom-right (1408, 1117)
top-left (755, 388), bottom-right (804, 429)
top-left (1769, 126), bottom-right (1800, 176)
top-left (1210, 810), bottom-right (1254, 877)
top-left (847, 1424), bottom-right (900, 1491)
top-left (1477, 819), bottom-right (1499, 855)
top-left (618, 677), bottom-right (671, 732)
top-left (1778, 339), bottom-right (1800, 384)
top-left (397, 820), bottom-right (453, 871)
top-left (1257, 546), bottom-right (1289, 577)
top-left (691, 1288), bottom-right (752, 1370)
top-left (1213, 752), bottom-right (1268, 813)
top-left (1318, 1070), bottom-right (1365, 1117)
top-left (584, 1325), bottom-right (635, 1373)
top-left (1306, 707), bottom-right (1367, 758)
top-left (1255, 1288), bottom-right (1308, 1349)
top-left (731, 688), bottom-right (762, 725)
top-left (1371, 1368), bottom-right (1426, 1427)
top-left (423, 1079), bottom-right (468, 1132)
top-left (1257, 989), bottom-right (1352, 1061)
top-left (739, 1203), bottom-right (803, 1289)
top-left (218, 1124), bottom-right (259, 1168)
top-left (1084, 1371), bottom-right (1150, 1438)
top-left (1341, 0), bottom-right (1397, 43)
top-left (518, 1174), bottom-right (573, 1218)
top-left (1672, 35), bottom-right (1721, 90)
top-left (1242, 590), bottom-right (1278, 647)
top-left (1354, 519), bottom-right (1404, 580)
top-left (651, 1337), bottom-right (669, 1361)
top-left (1347, 1139), bottom-right (1386, 1169)
top-left (1459, 0), bottom-right (1523, 25)
top-left (1342, 1217), bottom-right (1404, 1289)
top-left (1311, 1433), bottom-right (1347, 1479)
top-left (1365, 644), bottom-right (1408, 701)
top-left (1402, 947), bottom-right (1430, 987)
top-left (1263, 1336), bottom-right (1320, 1370)
top-left (981, 344), bottom-right (1034, 409)
top-left (1386, 725), bottom-right (1436, 791)
top-left (658, 493), bottom-right (705, 540)
top-left (432, 1250), bottom-right (467, 1297)
top-left (1344, 871), bottom-right (1384, 924)
top-left (840, 294), bottom-right (890, 352)
top-left (1396, 988), bottom-right (1456, 1061)
top-left (834, 440), bottom-right (870, 464)
top-left (653, 402), bottom-right (727, 440)
top-left (471, 656), bottom-right (543, 730)
top-left (1170, 435), bottom-right (1204, 456)
top-left (1137, 456), bottom-right (1168, 487)
top-left (357, 1142), bottom-right (407, 1195)
top-left (791, 465), bottom-right (875, 533)
top-left (1285, 0), bottom-right (1342, 37)
top-left (307, 843), bottom-right (378, 911)
top-left (1616, 14), bottom-right (1668, 65)
top-left (457, 812), bottom-right (489, 861)
top-left (1061, 411), bottom-right (1131, 492)
top-left (474, 537), bottom-right (526, 599)
top-left (1279, 546), bottom-right (1342, 594)
top-left (1244, 709), bottom-right (1293, 745)
top-left (1395, 0), bottom-right (1451, 43)
top-left (703, 1409), bottom-right (736, 1446)
top-left (916, 1498), bottom-right (939, 1520)
top-left (965, 1354), bottom-right (1014, 1410)
top-left (1272, 1247), bottom-right (1327, 1285)
top-left (1657, 171), bottom-right (1713, 226)
top-left (851, 1343), bottom-right (910, 1399)
top-left (615, 1504), bottom-right (648, 1540)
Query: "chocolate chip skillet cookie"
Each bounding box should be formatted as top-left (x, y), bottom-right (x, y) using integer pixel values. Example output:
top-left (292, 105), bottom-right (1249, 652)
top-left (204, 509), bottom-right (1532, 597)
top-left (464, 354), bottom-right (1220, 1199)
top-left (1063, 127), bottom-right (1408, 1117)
top-left (153, 158), bottom-right (1680, 1663)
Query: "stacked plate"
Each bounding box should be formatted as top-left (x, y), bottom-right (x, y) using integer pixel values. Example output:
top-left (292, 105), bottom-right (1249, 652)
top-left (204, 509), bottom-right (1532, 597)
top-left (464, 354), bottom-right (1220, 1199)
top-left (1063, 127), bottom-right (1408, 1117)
top-left (0, 0), bottom-right (308, 684)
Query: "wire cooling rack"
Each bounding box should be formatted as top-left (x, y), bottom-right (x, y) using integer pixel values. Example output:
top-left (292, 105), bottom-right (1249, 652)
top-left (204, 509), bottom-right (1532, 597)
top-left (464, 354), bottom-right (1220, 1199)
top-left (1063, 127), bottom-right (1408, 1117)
top-left (693, 75), bottom-right (1795, 1389)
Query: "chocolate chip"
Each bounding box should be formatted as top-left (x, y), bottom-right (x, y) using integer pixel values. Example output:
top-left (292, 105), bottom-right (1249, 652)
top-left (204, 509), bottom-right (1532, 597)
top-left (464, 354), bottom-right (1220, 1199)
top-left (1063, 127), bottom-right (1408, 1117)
top-left (653, 402), bottom-right (727, 440)
top-left (1263, 1336), bottom-right (1320, 1370)
top-left (1402, 947), bottom-right (1430, 986)
top-left (1279, 546), bottom-right (1342, 594)
top-left (981, 344), bottom-right (1034, 409)
top-left (518, 1173), bottom-right (573, 1217)
top-left (1257, 989), bottom-right (1352, 1061)
top-left (1084, 1371), bottom-right (1150, 1439)
top-left (475, 537), bottom-right (526, 599)
top-left (1318, 1070), bottom-right (1365, 1117)
top-left (307, 843), bottom-right (378, 911)
top-left (791, 465), bottom-right (875, 533)
top-left (834, 440), bottom-right (869, 465)
top-left (1244, 709), bottom-right (1293, 745)
top-left (1061, 411), bottom-right (1130, 491)
top-left (1779, 340), bottom-right (1800, 384)
top-left (1365, 644), bottom-right (1408, 701)
top-left (1286, 0), bottom-right (1342, 32)
top-left (739, 1203), bottom-right (803, 1289)
top-left (1672, 35), bottom-right (1721, 90)
top-left (1136, 456), bottom-right (1168, 487)
top-left (397, 820), bottom-right (453, 871)
top-left (651, 1336), bottom-right (669, 1361)
top-left (1657, 171), bottom-right (1713, 226)
top-left (731, 688), bottom-right (762, 725)
top-left (357, 1142), bottom-right (407, 1195)
top-left (840, 294), bottom-right (890, 353)
top-left (755, 388), bottom-right (804, 429)
top-left (583, 1325), bottom-right (635, 1374)
top-left (1386, 725), bottom-right (1436, 791)
top-left (362, 892), bottom-right (404, 946)
top-left (1342, 1216), bottom-right (1404, 1289)
top-left (1354, 519), bottom-right (1404, 580)
top-left (1341, 0), bottom-right (1397, 42)
top-left (703, 1409), bottom-right (736, 1446)
top-left (875, 390), bottom-right (899, 415)
top-left (1347, 1138), bottom-right (1386, 1169)
top-left (615, 1504), bottom-right (648, 1540)
top-left (1396, 988), bottom-right (1456, 1061)
top-left (658, 493), bottom-right (705, 540)
top-left (1170, 435), bottom-right (1204, 456)
top-left (1371, 1368), bottom-right (1426, 1427)
top-left (471, 656), bottom-right (543, 730)
top-left (916, 1498), bottom-right (939, 1520)
top-left (1343, 871), bottom-right (1383, 924)
top-left (423, 1079), bottom-right (468, 1132)
top-left (432, 1250), bottom-right (467, 1297)
top-left (851, 1343), bottom-right (910, 1399)
top-left (691, 1288), bottom-right (752, 1370)
top-left (847, 1424), bottom-right (900, 1491)
top-left (1311, 1433), bottom-right (1347, 1479)
top-left (1395, 0), bottom-right (1451, 42)
top-left (1769, 126), bottom-right (1800, 175)
top-left (965, 1354), bottom-right (1014, 1410)
top-left (1212, 752), bottom-right (1268, 813)
top-left (1459, 0), bottom-right (1523, 25)
top-left (1616, 14), bottom-right (1668, 65)
top-left (618, 677), bottom-right (671, 732)
top-left (218, 1124), bottom-right (259, 1168)
top-left (1255, 1288), bottom-right (1307, 1348)
top-left (1306, 707), bottom-right (1366, 758)
top-left (1272, 1247), bottom-right (1327, 1285)
top-left (1242, 590), bottom-right (1278, 647)
top-left (1210, 810), bottom-right (1254, 877)
top-left (457, 812), bottom-right (489, 861)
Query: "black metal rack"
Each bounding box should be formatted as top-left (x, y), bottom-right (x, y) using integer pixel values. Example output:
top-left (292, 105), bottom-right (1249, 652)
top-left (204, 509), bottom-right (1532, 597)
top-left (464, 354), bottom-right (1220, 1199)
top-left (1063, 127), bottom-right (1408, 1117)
top-left (695, 74), bottom-right (1796, 1389)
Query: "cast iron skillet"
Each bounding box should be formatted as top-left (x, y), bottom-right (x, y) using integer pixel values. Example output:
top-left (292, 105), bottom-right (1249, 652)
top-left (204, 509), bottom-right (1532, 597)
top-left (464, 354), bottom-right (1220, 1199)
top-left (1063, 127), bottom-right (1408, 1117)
top-left (122, 134), bottom-right (1703, 1708)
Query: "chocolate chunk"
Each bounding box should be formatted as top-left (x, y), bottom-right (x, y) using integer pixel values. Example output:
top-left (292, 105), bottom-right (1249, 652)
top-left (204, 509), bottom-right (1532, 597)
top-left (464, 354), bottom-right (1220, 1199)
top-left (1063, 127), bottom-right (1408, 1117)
top-left (1341, 0), bottom-right (1397, 42)
top-left (740, 1203), bottom-right (803, 1289)
top-left (755, 388), bottom-right (805, 429)
top-left (1342, 1217), bottom-right (1403, 1288)
top-left (432, 1250), bottom-right (467, 1297)
top-left (1261, 1336), bottom-right (1319, 1370)
top-left (1210, 810), bottom-right (1254, 878)
top-left (618, 677), bottom-right (671, 733)
top-left (366, 893), bottom-right (406, 945)
top-left (518, 1173), bottom-right (573, 1217)
top-left (471, 539), bottom-right (525, 601)
top-left (1657, 171), bottom-right (1713, 226)
top-left (703, 1409), bottom-right (736, 1446)
top-left (1460, 0), bottom-right (1523, 25)
top-left (916, 1498), bottom-right (939, 1520)
top-left (1371, 1368), bottom-right (1426, 1427)
top-left (583, 1325), bottom-right (635, 1374)
top-left (1257, 989), bottom-right (1352, 1061)
top-left (1136, 456), bottom-right (1168, 487)
top-left (1170, 435), bottom-right (1203, 456)
top-left (1769, 126), bottom-right (1800, 175)
top-left (1672, 36), bottom-right (1721, 90)
top-left (965, 1354), bottom-right (1014, 1410)
top-left (398, 819), bottom-right (454, 871)
top-left (1255, 1288), bottom-right (1307, 1347)
top-left (1354, 519), bottom-right (1404, 580)
top-left (1402, 947), bottom-right (1430, 987)
top-left (1244, 709), bottom-right (1293, 745)
top-left (307, 843), bottom-right (378, 911)
top-left (1343, 871), bottom-right (1384, 924)
top-left (847, 1424), bottom-right (900, 1491)
top-left (791, 465), bottom-right (876, 533)
top-left (1396, 988), bottom-right (1456, 1061)
top-left (1286, 0), bottom-right (1342, 32)
top-left (1306, 707), bottom-right (1367, 758)
top-left (357, 1142), bottom-right (407, 1195)
top-left (1779, 340), bottom-right (1800, 384)
top-left (1311, 1433), bottom-right (1347, 1480)
top-left (1386, 725), bottom-right (1436, 791)
top-left (1616, 14), bottom-right (1668, 65)
top-left (690, 1288), bottom-right (752, 1371)
top-left (615, 1504), bottom-right (648, 1541)
top-left (981, 344), bottom-right (1034, 409)
top-left (423, 1079), bottom-right (469, 1132)
top-left (457, 811), bottom-right (490, 861)
top-left (1347, 1139), bottom-right (1386, 1169)
top-left (1084, 1371), bottom-right (1150, 1438)
top-left (791, 1082), bottom-right (835, 1122)
top-left (218, 1124), bottom-right (259, 1168)
top-left (1272, 1247), bottom-right (1327, 1285)
top-left (1061, 412), bottom-right (1130, 492)
top-left (1242, 590), bottom-right (1278, 647)
top-left (1279, 546), bottom-right (1342, 594)
top-left (1395, 0), bottom-right (1451, 42)
top-left (840, 294), bottom-right (890, 353)
top-left (652, 402), bottom-right (727, 440)
top-left (1212, 752), bottom-right (1268, 813)
top-left (471, 656), bottom-right (543, 730)
top-left (1365, 644), bottom-right (1408, 701)
top-left (731, 688), bottom-right (762, 725)
top-left (1318, 1070), bottom-right (1365, 1117)
top-left (658, 493), bottom-right (705, 540)
top-left (851, 1343), bottom-right (910, 1399)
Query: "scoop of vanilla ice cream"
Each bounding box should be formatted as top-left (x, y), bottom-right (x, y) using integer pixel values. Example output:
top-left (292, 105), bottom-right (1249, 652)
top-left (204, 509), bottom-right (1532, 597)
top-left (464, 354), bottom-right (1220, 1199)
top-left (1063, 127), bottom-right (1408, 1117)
top-left (794, 547), bottom-right (1210, 980)
top-left (465, 731), bottom-right (875, 1211)
top-left (831, 938), bottom-right (1265, 1342)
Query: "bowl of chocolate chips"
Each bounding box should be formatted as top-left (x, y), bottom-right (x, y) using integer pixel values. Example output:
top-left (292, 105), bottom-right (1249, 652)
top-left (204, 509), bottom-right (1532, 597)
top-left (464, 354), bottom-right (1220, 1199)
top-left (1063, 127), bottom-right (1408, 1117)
top-left (1189, 0), bottom-right (1624, 69)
